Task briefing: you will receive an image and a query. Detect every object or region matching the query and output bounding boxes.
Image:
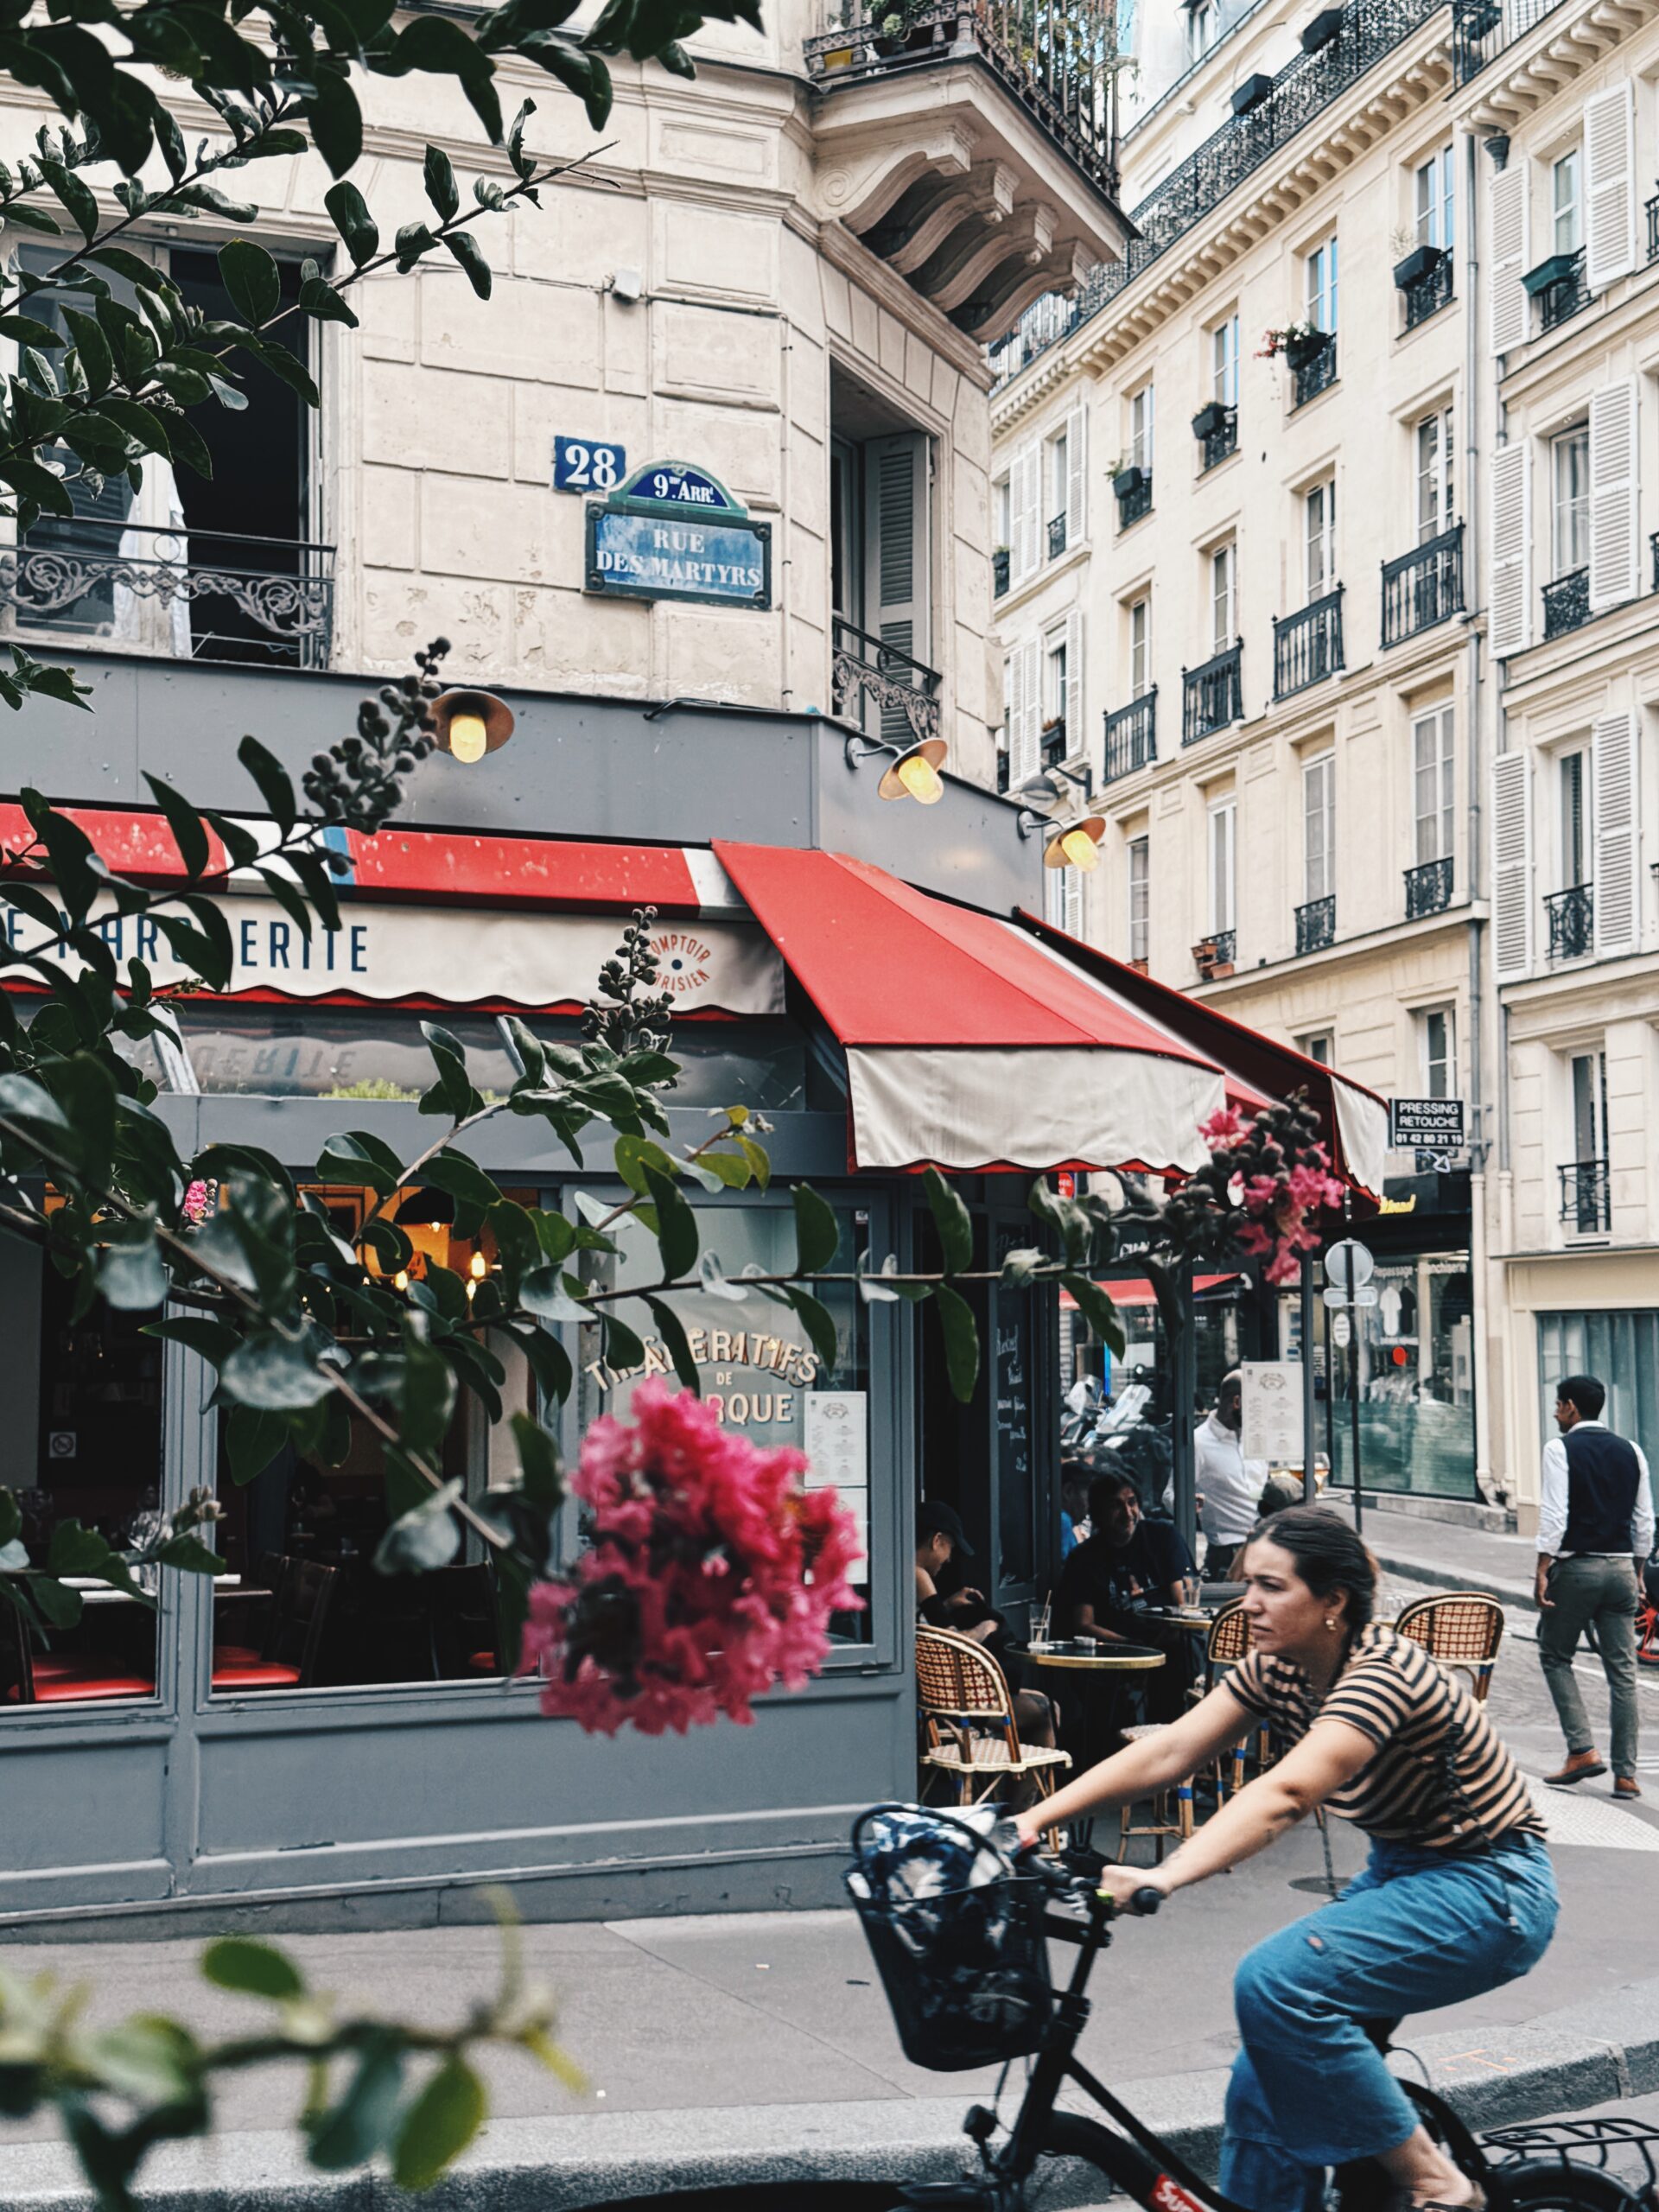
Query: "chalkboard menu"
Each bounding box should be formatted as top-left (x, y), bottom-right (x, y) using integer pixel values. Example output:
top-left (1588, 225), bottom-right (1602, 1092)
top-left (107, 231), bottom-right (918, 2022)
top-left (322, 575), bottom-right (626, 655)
top-left (994, 1224), bottom-right (1036, 1586)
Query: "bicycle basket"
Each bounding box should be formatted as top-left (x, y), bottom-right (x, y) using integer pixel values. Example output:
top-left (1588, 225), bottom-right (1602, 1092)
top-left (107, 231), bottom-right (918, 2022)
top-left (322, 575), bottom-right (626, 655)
top-left (844, 1804), bottom-right (1054, 2071)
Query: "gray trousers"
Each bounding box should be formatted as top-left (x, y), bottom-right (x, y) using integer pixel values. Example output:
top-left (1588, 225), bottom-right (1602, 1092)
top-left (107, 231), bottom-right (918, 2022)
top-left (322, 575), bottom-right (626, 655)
top-left (1537, 1554), bottom-right (1641, 1778)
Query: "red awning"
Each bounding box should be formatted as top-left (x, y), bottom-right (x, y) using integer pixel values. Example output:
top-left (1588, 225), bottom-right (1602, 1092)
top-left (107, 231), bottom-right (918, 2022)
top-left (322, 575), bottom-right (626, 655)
top-left (713, 842), bottom-right (1231, 1175)
top-left (1059, 1272), bottom-right (1243, 1311)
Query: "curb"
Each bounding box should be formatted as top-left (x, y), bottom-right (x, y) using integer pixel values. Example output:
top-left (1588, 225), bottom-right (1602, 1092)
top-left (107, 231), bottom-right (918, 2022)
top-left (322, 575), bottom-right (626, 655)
top-left (1373, 1544), bottom-right (1541, 1614)
top-left (3, 1979), bottom-right (1656, 2210)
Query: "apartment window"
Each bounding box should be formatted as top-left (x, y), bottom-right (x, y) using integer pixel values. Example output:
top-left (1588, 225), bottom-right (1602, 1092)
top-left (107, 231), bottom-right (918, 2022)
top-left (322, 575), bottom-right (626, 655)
top-left (1414, 407), bottom-right (1454, 542)
top-left (1413, 706), bottom-right (1455, 867)
top-left (1044, 424), bottom-right (1068, 553)
top-left (1414, 145), bottom-right (1455, 251)
top-left (1552, 148), bottom-right (1583, 256)
top-left (1564, 1046), bottom-right (1609, 1231)
top-left (1305, 480), bottom-right (1337, 599)
top-left (1305, 235), bottom-right (1339, 334)
top-left (1560, 747), bottom-right (1592, 887)
top-left (1128, 836), bottom-right (1150, 963)
top-left (1128, 384), bottom-right (1154, 474)
top-left (1299, 1031), bottom-right (1334, 1065)
top-left (1211, 314), bottom-right (1241, 408)
top-left (1044, 631), bottom-right (1067, 731)
top-left (1304, 751), bottom-right (1336, 902)
top-left (1128, 594), bottom-right (1151, 698)
top-left (1551, 428), bottom-right (1589, 576)
top-left (1209, 801), bottom-right (1236, 933)
top-left (1210, 543), bottom-right (1236, 655)
top-left (1188, 0), bottom-right (1217, 56)
top-left (993, 474), bottom-right (1011, 548)
top-left (1419, 1006), bottom-right (1456, 1099)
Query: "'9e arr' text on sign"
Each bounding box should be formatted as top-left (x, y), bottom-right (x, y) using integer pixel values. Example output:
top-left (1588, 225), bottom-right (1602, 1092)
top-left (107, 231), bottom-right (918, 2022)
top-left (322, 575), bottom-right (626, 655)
top-left (582, 458), bottom-right (771, 610)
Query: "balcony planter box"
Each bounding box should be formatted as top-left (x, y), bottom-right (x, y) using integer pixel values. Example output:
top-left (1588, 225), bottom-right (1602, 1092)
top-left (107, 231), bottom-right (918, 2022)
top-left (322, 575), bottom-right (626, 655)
top-left (1301, 7), bottom-right (1344, 48)
top-left (1113, 464), bottom-right (1147, 497)
top-left (1522, 251), bottom-right (1580, 296)
top-left (1129, 957), bottom-right (1150, 976)
top-left (1392, 243), bottom-right (1443, 289)
top-left (1191, 400), bottom-right (1230, 440)
top-left (1231, 72), bottom-right (1274, 115)
top-left (1283, 329), bottom-right (1328, 370)
top-left (819, 42), bottom-right (856, 67)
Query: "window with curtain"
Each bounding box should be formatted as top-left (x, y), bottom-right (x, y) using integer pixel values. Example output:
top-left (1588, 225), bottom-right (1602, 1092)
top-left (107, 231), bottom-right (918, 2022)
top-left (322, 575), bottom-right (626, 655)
top-left (1128, 836), bottom-right (1149, 962)
top-left (1303, 751), bottom-right (1336, 901)
top-left (1414, 145), bottom-right (1455, 251)
top-left (1211, 542), bottom-right (1236, 653)
top-left (1128, 384), bottom-right (1154, 472)
top-left (1559, 747), bottom-right (1591, 887)
top-left (1419, 1005), bottom-right (1455, 1097)
top-left (1552, 147), bottom-right (1583, 255)
top-left (1552, 429), bottom-right (1589, 575)
top-left (1209, 802), bottom-right (1236, 933)
top-left (1415, 408), bottom-right (1454, 542)
top-left (1413, 706), bottom-right (1455, 867)
top-left (1128, 594), bottom-right (1151, 697)
top-left (1305, 480), bottom-right (1337, 599)
top-left (1211, 314), bottom-right (1240, 407)
top-left (1305, 235), bottom-right (1339, 332)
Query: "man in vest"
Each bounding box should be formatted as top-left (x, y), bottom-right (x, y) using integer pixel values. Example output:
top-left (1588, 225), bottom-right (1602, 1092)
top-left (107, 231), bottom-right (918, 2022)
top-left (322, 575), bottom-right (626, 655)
top-left (1536, 1372), bottom-right (1656, 1798)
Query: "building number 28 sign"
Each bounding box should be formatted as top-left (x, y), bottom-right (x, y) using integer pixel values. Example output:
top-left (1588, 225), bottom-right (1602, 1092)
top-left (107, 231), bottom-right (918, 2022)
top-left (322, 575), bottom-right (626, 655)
top-left (553, 435), bottom-right (626, 492)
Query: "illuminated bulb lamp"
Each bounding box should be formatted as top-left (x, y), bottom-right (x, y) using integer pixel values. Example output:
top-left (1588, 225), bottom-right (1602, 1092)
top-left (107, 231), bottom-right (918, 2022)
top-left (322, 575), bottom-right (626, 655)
top-left (470, 1249), bottom-right (488, 1280)
top-left (876, 737), bottom-right (948, 805)
top-left (432, 688), bottom-right (515, 766)
top-left (393, 1269), bottom-right (410, 1292)
top-left (1044, 816), bottom-right (1106, 872)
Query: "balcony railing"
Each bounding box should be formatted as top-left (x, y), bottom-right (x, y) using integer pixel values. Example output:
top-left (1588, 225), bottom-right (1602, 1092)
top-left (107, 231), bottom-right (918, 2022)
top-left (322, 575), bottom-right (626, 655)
top-left (1047, 512), bottom-right (1067, 558)
top-left (1295, 895), bottom-right (1336, 956)
top-left (993, 547), bottom-right (1010, 598)
top-left (1198, 405), bottom-right (1238, 470)
top-left (988, 0), bottom-right (1446, 392)
top-left (1194, 929), bottom-right (1235, 976)
top-left (1649, 191), bottom-right (1659, 264)
top-left (1541, 567), bottom-right (1590, 641)
top-left (1291, 333), bottom-right (1338, 407)
top-left (1, 521), bottom-right (335, 669)
top-left (1116, 472), bottom-right (1153, 528)
top-left (806, 0), bottom-right (1121, 188)
top-left (1401, 248), bottom-right (1453, 329)
top-left (1041, 718), bottom-right (1068, 767)
top-left (1404, 855), bottom-right (1453, 919)
top-left (1558, 1158), bottom-right (1611, 1233)
top-left (1382, 523), bottom-right (1465, 646)
top-left (1274, 587), bottom-right (1344, 699)
top-left (1533, 245), bottom-right (1590, 333)
top-left (1545, 882), bottom-right (1593, 961)
top-left (1183, 641), bottom-right (1243, 745)
top-left (831, 616), bottom-right (942, 743)
top-left (1103, 690), bottom-right (1157, 782)
top-left (1452, 0), bottom-right (1569, 83)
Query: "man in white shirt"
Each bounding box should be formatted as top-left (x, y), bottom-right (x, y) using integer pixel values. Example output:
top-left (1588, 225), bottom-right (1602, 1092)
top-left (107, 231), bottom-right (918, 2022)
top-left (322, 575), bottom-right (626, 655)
top-left (1535, 1372), bottom-right (1656, 1798)
top-left (1193, 1372), bottom-right (1267, 1578)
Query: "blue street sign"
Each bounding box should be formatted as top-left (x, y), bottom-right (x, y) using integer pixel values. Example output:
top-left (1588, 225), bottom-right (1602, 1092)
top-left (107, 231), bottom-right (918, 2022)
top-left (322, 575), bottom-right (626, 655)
top-left (613, 460), bottom-right (742, 513)
top-left (553, 436), bottom-right (626, 493)
top-left (586, 506), bottom-right (771, 609)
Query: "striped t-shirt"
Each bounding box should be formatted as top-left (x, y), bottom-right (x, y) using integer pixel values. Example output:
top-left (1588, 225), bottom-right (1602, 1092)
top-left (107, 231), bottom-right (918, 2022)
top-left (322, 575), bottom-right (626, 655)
top-left (1225, 1623), bottom-right (1544, 1851)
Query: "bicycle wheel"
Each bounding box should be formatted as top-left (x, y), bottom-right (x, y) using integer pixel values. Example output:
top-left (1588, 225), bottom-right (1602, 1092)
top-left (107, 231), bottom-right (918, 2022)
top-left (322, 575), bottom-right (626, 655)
top-left (1493, 2162), bottom-right (1648, 2212)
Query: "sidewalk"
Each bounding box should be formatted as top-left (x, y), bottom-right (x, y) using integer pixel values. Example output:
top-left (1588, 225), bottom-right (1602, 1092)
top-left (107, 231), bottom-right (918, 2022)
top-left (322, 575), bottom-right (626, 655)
top-left (1328, 1495), bottom-right (1543, 1611)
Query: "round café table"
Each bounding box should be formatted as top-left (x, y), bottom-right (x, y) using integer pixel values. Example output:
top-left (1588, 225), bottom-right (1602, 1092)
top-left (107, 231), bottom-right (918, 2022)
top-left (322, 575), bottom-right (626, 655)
top-left (1026, 1640), bottom-right (1166, 1859)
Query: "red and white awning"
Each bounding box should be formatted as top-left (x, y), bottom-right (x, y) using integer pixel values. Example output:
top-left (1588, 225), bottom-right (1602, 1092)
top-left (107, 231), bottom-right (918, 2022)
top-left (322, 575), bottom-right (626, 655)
top-left (1058, 1273), bottom-right (1243, 1311)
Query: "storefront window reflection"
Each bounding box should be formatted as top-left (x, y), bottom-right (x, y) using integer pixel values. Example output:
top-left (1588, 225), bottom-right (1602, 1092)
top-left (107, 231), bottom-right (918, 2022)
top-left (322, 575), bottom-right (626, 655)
top-left (1324, 1257), bottom-right (1475, 1499)
top-left (1537, 1309), bottom-right (1659, 1486)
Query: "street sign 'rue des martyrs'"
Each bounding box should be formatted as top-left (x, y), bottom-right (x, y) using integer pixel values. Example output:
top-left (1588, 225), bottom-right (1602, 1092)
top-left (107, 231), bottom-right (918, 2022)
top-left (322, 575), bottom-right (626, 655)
top-left (584, 460), bottom-right (772, 611)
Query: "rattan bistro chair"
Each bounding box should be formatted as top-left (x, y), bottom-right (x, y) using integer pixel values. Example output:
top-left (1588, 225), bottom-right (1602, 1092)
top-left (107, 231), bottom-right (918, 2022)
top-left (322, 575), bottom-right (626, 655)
top-left (1392, 1591), bottom-right (1505, 1702)
top-left (1112, 1600), bottom-right (1267, 1859)
top-left (915, 1625), bottom-right (1071, 1846)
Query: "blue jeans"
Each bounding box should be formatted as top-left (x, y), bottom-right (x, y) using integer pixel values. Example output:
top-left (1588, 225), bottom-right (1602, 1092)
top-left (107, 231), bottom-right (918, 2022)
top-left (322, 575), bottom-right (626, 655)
top-left (1219, 1834), bottom-right (1559, 2212)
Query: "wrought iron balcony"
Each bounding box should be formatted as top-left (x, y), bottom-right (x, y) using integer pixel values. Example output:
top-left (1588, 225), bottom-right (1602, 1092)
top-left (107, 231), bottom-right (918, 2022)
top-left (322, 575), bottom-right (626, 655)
top-left (1195, 404), bottom-right (1237, 471)
top-left (1545, 882), bottom-right (1593, 962)
top-left (1194, 929), bottom-right (1235, 976)
top-left (996, 747), bottom-right (1010, 792)
top-left (1404, 855), bottom-right (1453, 920)
top-left (830, 616), bottom-right (942, 743)
top-left (1649, 192), bottom-right (1659, 265)
top-left (1452, 0), bottom-right (1564, 82)
top-left (1401, 249), bottom-right (1452, 330)
top-left (1382, 524), bottom-right (1464, 647)
top-left (1532, 246), bottom-right (1590, 334)
top-left (993, 547), bottom-right (1010, 598)
top-left (1291, 333), bottom-right (1338, 407)
top-left (1541, 568), bottom-right (1590, 641)
top-left (1103, 690), bottom-right (1156, 782)
top-left (1116, 471), bottom-right (1153, 528)
top-left (1182, 641), bottom-right (1243, 745)
top-left (2, 520), bottom-right (334, 669)
top-left (990, 0), bottom-right (1446, 392)
top-left (1041, 718), bottom-right (1069, 767)
top-left (1558, 1158), bottom-right (1611, 1233)
top-left (1274, 588), bottom-right (1344, 699)
top-left (1046, 512), bottom-right (1067, 559)
top-left (1295, 895), bottom-right (1336, 956)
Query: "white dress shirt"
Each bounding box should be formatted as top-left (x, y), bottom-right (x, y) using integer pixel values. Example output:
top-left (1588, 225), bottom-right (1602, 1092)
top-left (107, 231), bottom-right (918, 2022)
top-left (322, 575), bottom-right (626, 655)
top-left (1193, 1410), bottom-right (1268, 1546)
top-left (1537, 1419), bottom-right (1656, 1559)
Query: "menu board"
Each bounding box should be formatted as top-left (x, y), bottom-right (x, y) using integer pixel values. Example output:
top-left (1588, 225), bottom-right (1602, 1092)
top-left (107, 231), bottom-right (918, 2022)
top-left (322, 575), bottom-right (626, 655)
top-left (995, 1228), bottom-right (1036, 1585)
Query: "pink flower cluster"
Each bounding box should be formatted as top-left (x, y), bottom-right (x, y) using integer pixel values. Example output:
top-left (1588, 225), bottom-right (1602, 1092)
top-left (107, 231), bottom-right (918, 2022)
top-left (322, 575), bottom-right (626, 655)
top-left (523, 1381), bottom-right (864, 1737)
top-left (1200, 1103), bottom-right (1345, 1285)
top-left (181, 1179), bottom-right (215, 1225)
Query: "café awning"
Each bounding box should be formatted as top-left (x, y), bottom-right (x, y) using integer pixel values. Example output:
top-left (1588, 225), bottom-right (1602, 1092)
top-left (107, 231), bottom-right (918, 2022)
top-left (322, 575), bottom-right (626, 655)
top-left (1058, 1273), bottom-right (1243, 1311)
top-left (714, 842), bottom-right (1232, 1176)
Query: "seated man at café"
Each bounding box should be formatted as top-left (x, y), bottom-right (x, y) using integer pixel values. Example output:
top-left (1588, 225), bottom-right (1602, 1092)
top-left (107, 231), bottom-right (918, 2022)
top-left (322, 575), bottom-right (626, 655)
top-left (915, 1500), bottom-right (1056, 1757)
top-left (1060, 1459), bottom-right (1093, 1557)
top-left (1054, 1471), bottom-right (1200, 1722)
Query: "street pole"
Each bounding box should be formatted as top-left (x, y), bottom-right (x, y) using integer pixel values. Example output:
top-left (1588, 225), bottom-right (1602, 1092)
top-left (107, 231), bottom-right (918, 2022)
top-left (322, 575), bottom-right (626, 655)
top-left (1172, 1254), bottom-right (1198, 1561)
top-left (1349, 1309), bottom-right (1364, 1535)
top-left (1300, 1259), bottom-right (1317, 1507)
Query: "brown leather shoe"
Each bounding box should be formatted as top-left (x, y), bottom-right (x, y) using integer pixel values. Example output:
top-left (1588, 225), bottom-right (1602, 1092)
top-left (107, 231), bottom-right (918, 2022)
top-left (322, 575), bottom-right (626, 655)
top-left (1544, 1750), bottom-right (1607, 1786)
top-left (1614, 1777), bottom-right (1643, 1800)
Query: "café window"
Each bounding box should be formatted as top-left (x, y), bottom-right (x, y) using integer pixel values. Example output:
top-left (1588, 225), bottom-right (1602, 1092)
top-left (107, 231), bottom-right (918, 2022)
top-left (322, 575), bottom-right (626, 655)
top-left (575, 1196), bottom-right (874, 1639)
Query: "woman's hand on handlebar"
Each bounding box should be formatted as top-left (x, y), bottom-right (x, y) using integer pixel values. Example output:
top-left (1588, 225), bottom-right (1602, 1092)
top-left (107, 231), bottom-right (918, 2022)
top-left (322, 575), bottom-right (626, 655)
top-left (1096, 1863), bottom-right (1169, 1910)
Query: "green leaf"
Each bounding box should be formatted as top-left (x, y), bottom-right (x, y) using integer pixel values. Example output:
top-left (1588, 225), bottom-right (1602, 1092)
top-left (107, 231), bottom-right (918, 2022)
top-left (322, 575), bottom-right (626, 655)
top-left (98, 1235), bottom-right (168, 1311)
top-left (643, 1295), bottom-right (700, 1392)
top-left (422, 143), bottom-right (460, 219)
top-left (39, 156), bottom-right (99, 245)
top-left (736, 1135), bottom-right (771, 1191)
top-left (219, 1334), bottom-right (331, 1411)
top-left (524, 35), bottom-right (612, 126)
top-left (923, 1166), bottom-right (973, 1276)
top-left (153, 1532), bottom-right (230, 1575)
top-left (142, 772), bottom-right (210, 879)
top-left (298, 276), bottom-right (359, 328)
top-left (307, 2032), bottom-right (405, 2171)
top-left (601, 1311), bottom-right (645, 1371)
top-left (225, 1404), bottom-right (290, 1485)
top-left (509, 1325), bottom-right (574, 1409)
top-left (1058, 1273), bottom-right (1126, 1358)
top-left (323, 178), bottom-right (379, 267)
top-left (934, 1282), bottom-right (980, 1403)
top-left (782, 1285), bottom-right (838, 1375)
top-left (519, 1265), bottom-right (591, 1325)
top-left (29, 1573), bottom-right (82, 1629)
top-left (791, 1185), bottom-right (839, 1276)
top-left (419, 1150), bottom-right (503, 1216)
top-left (237, 734), bottom-right (297, 834)
top-left (0, 1071), bottom-right (73, 1144)
top-left (1141, 1256), bottom-right (1186, 1345)
top-left (392, 2054), bottom-right (486, 2190)
top-left (443, 230), bottom-right (491, 300)
top-left (308, 67), bottom-right (365, 178)
top-left (202, 1936), bottom-right (307, 2002)
top-left (373, 1477), bottom-right (462, 1573)
top-left (219, 238), bottom-right (283, 327)
top-left (508, 1408), bottom-right (563, 1504)
top-left (642, 1162), bottom-right (697, 1281)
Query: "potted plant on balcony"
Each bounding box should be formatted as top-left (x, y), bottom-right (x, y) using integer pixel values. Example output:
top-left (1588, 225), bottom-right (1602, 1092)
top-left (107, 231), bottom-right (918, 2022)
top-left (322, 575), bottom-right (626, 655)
top-left (1390, 226), bottom-right (1444, 289)
top-left (1257, 321), bottom-right (1323, 368)
top-left (872, 0), bottom-right (933, 58)
top-left (1192, 936), bottom-right (1234, 981)
top-left (1109, 454), bottom-right (1147, 498)
top-left (1191, 399), bottom-right (1231, 440)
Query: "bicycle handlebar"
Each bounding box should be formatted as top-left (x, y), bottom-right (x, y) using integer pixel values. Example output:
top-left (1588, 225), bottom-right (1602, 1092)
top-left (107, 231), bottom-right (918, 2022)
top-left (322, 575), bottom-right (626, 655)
top-left (1012, 1835), bottom-right (1165, 1918)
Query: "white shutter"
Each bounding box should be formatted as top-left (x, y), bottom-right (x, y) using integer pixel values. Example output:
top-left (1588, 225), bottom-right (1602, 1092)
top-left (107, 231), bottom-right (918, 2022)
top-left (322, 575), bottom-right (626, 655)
top-left (863, 433), bottom-right (930, 744)
top-left (1491, 750), bottom-right (1533, 981)
top-left (1062, 863), bottom-right (1084, 939)
top-left (1588, 378), bottom-right (1638, 610)
top-left (1063, 607), bottom-right (1084, 751)
top-left (1489, 162), bottom-right (1529, 358)
top-left (1065, 404), bottom-right (1087, 547)
top-left (1592, 710), bottom-right (1638, 955)
top-left (1010, 637), bottom-right (1040, 786)
top-left (1489, 439), bottom-right (1532, 658)
top-left (1585, 85), bottom-right (1637, 289)
top-left (1012, 440), bottom-right (1039, 586)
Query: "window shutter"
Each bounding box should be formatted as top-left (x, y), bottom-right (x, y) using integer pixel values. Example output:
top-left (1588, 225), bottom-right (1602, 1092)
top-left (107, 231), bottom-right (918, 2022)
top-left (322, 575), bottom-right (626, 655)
top-left (1588, 379), bottom-right (1638, 610)
top-left (1489, 440), bottom-right (1532, 658)
top-left (1491, 750), bottom-right (1533, 981)
top-left (1592, 710), bottom-right (1638, 955)
top-left (1489, 162), bottom-right (1529, 357)
top-left (863, 433), bottom-right (930, 742)
top-left (1011, 637), bottom-right (1040, 786)
top-left (1013, 441), bottom-right (1039, 586)
top-left (1585, 85), bottom-right (1636, 289)
top-left (1065, 405), bottom-right (1087, 547)
top-left (1062, 862), bottom-right (1084, 939)
top-left (1063, 607), bottom-right (1084, 748)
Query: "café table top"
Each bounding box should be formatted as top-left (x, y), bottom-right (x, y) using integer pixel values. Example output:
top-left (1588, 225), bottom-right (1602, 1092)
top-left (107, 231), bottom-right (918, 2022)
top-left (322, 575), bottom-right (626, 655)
top-left (1027, 1641), bottom-right (1166, 1672)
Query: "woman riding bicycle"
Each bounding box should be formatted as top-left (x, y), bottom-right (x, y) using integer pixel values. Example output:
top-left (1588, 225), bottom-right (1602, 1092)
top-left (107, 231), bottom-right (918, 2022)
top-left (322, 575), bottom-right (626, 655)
top-left (1016, 1507), bottom-right (1557, 2212)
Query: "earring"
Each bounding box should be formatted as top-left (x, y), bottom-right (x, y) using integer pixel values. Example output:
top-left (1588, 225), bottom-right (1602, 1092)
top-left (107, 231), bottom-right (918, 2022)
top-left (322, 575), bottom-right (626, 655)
top-left (1325, 1617), bottom-right (1338, 1631)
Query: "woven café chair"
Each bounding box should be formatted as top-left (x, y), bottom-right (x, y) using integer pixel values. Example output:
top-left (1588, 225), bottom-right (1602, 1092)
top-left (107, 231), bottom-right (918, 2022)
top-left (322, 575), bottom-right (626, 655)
top-left (1112, 1599), bottom-right (1267, 1859)
top-left (1392, 1591), bottom-right (1505, 1702)
top-left (915, 1625), bottom-right (1071, 1849)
